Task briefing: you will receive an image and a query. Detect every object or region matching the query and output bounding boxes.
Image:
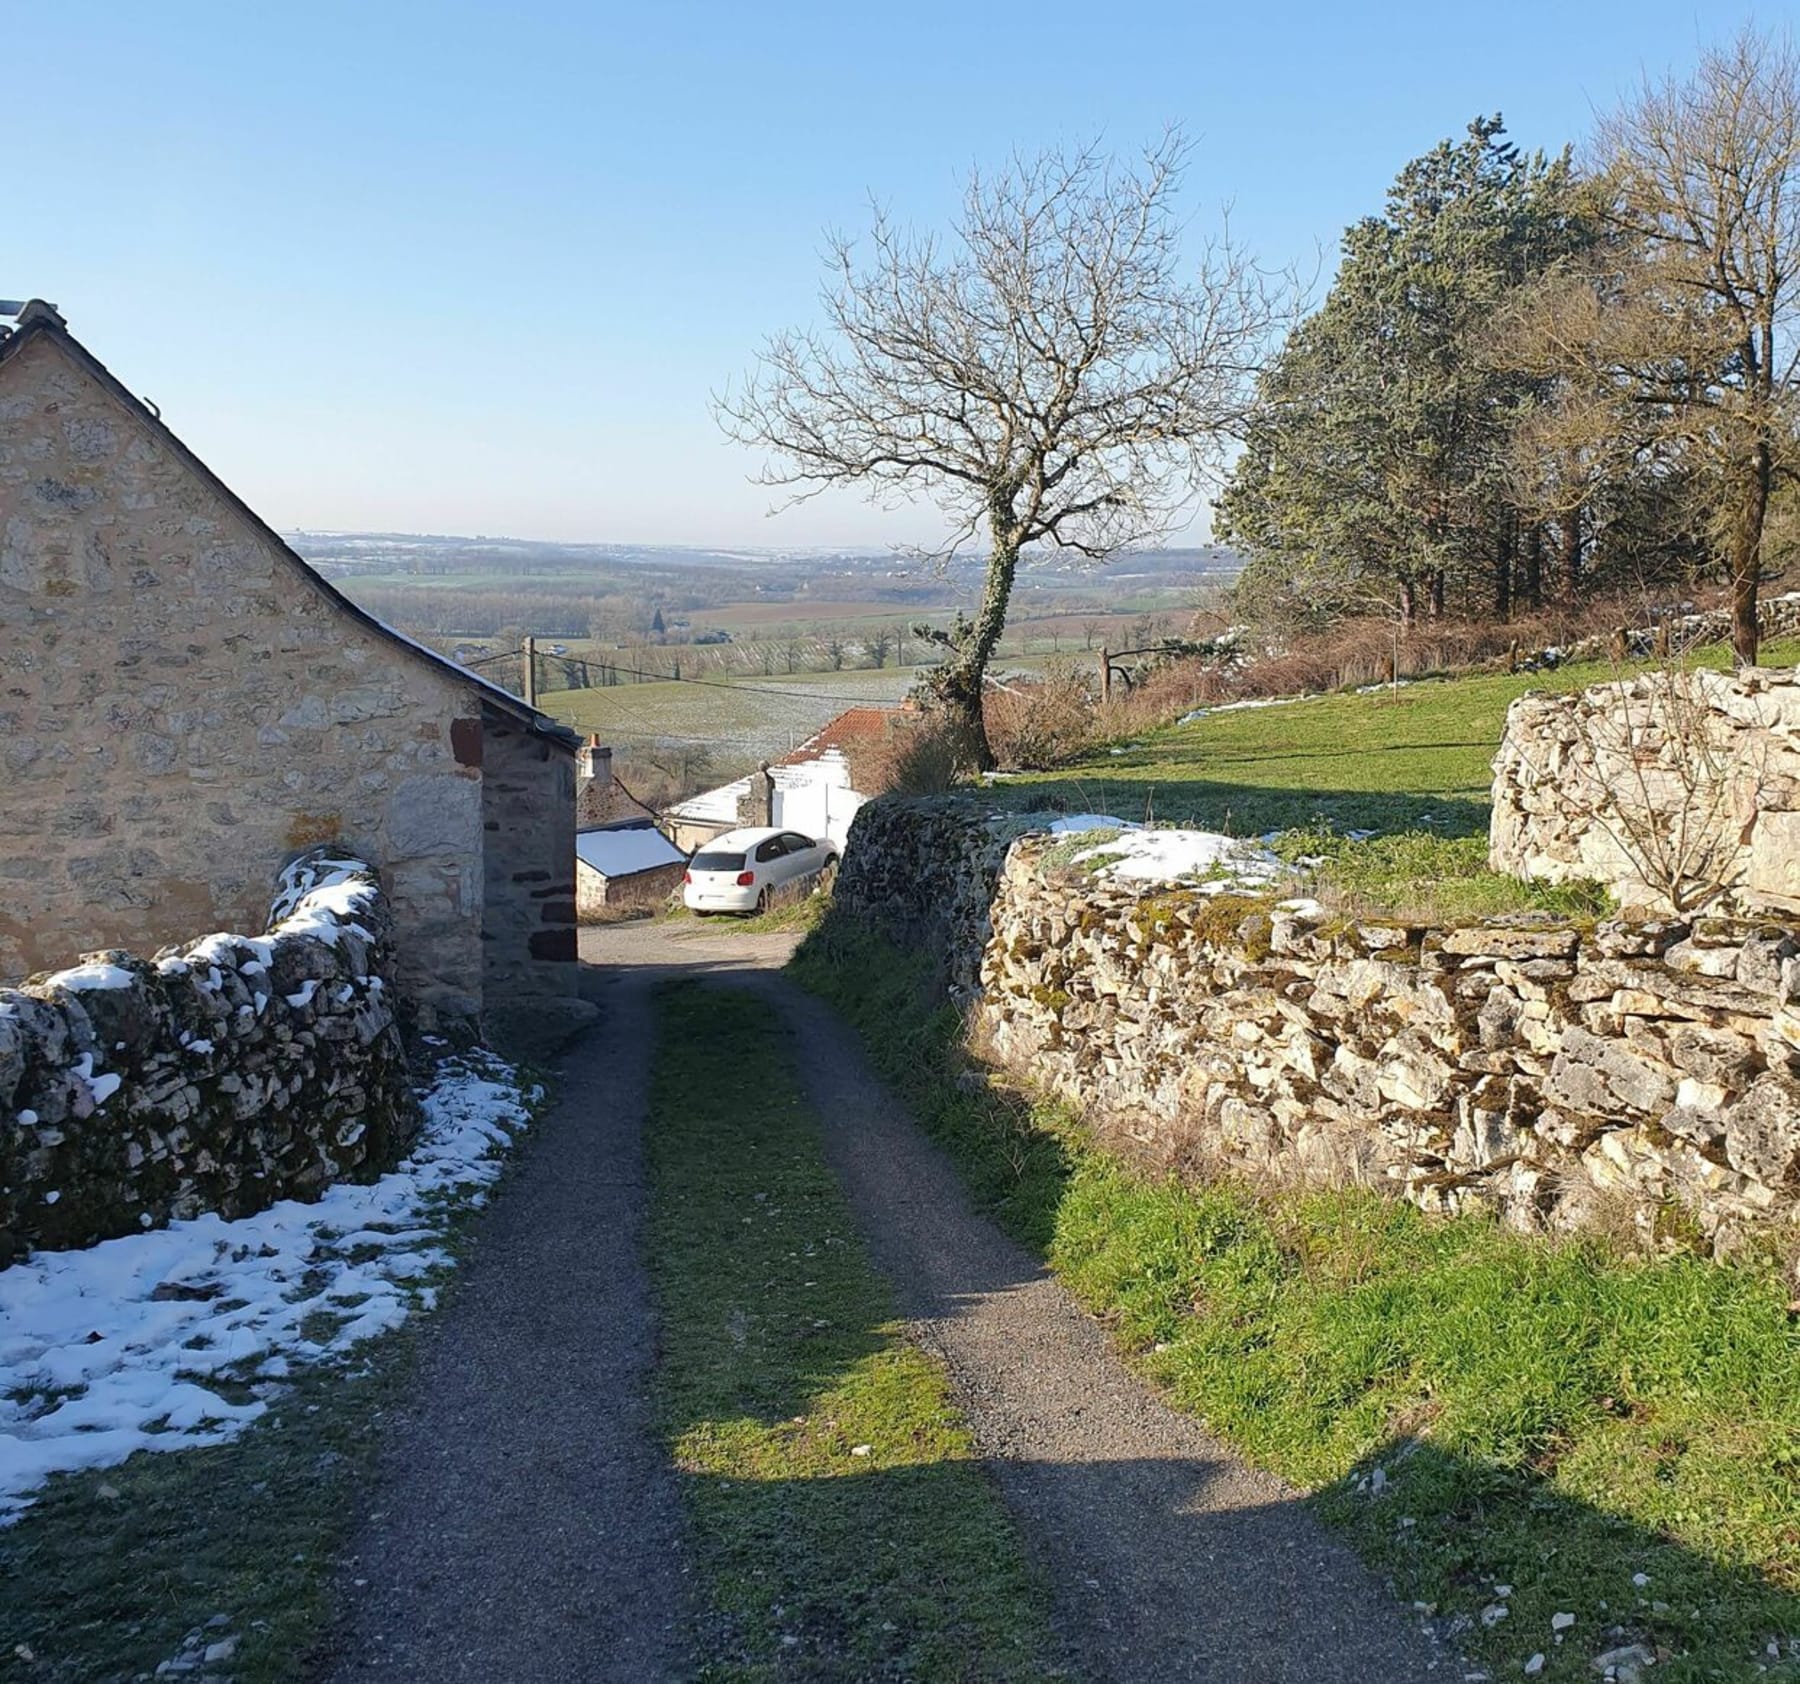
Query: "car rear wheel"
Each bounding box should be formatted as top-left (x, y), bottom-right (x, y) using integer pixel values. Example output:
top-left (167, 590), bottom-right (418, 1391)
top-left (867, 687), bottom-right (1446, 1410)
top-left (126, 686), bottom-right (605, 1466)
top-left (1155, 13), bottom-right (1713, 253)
top-left (755, 888), bottom-right (771, 915)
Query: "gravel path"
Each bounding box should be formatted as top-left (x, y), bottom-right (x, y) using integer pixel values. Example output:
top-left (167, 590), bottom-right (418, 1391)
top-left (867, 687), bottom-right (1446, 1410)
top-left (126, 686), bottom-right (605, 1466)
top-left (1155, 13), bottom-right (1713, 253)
top-left (762, 977), bottom-right (1444, 1684)
top-left (596, 920), bottom-right (1443, 1684)
top-left (319, 962), bottom-right (695, 1683)
top-left (327, 917), bottom-right (1445, 1682)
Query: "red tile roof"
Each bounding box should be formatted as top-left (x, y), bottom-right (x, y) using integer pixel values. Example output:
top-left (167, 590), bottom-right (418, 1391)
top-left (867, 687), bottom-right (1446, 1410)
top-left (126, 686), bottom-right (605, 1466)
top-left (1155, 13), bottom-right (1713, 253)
top-left (778, 705), bottom-right (908, 767)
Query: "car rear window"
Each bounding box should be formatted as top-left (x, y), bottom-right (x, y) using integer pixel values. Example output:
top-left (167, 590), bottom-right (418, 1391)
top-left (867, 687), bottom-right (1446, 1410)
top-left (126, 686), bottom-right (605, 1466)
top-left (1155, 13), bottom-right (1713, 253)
top-left (691, 851), bottom-right (746, 872)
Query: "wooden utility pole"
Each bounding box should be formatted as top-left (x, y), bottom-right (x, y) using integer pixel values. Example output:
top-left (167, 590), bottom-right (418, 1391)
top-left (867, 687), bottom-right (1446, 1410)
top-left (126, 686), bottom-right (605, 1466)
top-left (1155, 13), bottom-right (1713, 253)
top-left (1099, 646), bottom-right (1111, 705)
top-left (522, 635), bottom-right (537, 706)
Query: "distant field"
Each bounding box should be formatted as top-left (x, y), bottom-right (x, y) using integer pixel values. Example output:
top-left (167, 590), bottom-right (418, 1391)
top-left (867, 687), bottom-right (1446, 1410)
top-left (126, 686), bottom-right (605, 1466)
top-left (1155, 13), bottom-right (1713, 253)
top-left (542, 665), bottom-right (925, 761)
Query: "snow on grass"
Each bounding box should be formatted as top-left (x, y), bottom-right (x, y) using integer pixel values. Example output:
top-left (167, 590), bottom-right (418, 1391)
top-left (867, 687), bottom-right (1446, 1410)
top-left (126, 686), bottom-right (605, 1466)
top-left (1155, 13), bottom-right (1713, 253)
top-left (1176, 694), bottom-right (1319, 727)
top-left (1047, 813), bottom-right (1138, 834)
top-left (1072, 826), bottom-right (1281, 889)
top-left (0, 1049), bottom-right (538, 1522)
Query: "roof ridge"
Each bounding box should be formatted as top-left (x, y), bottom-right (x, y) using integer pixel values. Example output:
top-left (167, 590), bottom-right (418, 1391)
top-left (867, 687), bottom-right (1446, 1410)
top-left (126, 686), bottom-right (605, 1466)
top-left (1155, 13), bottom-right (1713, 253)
top-left (0, 307), bottom-right (574, 749)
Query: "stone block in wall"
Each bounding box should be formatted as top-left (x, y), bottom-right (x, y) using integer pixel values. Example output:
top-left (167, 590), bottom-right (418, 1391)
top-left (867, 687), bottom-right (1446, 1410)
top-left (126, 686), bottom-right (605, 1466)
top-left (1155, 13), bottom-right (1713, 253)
top-left (389, 773), bottom-right (483, 857)
top-left (1722, 1074), bottom-right (1800, 1187)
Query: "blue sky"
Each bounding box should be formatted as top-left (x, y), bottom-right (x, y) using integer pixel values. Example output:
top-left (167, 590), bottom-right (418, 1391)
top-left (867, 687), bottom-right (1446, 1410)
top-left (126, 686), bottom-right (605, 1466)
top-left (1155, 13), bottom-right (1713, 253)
top-left (6, 1), bottom-right (1769, 547)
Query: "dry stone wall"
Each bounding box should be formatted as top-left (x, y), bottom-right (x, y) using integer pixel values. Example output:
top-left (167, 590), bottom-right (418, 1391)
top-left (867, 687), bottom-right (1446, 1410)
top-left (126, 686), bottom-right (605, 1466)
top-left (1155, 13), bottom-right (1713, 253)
top-left (836, 798), bottom-right (1800, 1261)
top-left (0, 850), bottom-right (418, 1263)
top-left (1491, 666), bottom-right (1800, 916)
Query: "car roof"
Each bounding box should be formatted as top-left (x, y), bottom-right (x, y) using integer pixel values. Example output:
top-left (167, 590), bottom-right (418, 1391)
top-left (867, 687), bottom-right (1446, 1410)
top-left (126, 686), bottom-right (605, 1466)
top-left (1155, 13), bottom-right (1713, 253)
top-left (704, 826), bottom-right (784, 848)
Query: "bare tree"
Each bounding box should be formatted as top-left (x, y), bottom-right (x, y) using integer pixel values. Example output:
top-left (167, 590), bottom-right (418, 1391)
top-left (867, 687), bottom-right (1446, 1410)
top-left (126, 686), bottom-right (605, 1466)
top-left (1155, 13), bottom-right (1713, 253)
top-left (868, 626), bottom-right (895, 668)
top-left (717, 133), bottom-right (1286, 766)
top-left (1590, 26), bottom-right (1800, 664)
top-left (824, 634), bottom-right (848, 671)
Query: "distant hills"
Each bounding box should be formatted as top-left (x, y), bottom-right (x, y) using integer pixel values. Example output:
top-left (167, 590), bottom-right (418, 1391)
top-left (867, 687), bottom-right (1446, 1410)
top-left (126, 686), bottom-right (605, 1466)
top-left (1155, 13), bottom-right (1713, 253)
top-left (289, 530), bottom-right (1240, 588)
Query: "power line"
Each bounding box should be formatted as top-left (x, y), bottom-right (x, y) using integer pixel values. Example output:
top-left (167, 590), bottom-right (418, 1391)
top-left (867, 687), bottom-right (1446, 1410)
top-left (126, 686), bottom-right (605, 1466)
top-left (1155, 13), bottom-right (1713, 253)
top-left (543, 652), bottom-right (921, 707)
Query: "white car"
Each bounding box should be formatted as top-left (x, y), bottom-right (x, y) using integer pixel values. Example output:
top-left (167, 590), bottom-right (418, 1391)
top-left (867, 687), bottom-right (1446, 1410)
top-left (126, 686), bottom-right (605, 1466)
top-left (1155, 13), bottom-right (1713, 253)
top-left (683, 826), bottom-right (837, 915)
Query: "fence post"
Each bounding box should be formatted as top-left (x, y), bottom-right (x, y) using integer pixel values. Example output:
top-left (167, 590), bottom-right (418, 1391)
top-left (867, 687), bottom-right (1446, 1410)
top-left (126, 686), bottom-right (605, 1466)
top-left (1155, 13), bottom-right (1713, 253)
top-left (522, 636), bottom-right (537, 706)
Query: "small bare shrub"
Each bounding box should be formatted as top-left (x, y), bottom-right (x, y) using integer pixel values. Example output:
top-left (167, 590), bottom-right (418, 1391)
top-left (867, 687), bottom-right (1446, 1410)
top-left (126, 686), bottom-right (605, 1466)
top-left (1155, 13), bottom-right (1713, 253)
top-left (1548, 664), bottom-right (1769, 914)
top-left (984, 662), bottom-right (1098, 770)
top-left (847, 711), bottom-right (969, 795)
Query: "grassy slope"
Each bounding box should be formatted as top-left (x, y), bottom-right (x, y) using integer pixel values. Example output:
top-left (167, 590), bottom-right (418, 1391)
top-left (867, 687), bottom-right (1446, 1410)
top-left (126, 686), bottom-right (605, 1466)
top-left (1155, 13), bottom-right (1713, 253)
top-left (3, 1294), bottom-right (421, 1683)
top-left (644, 982), bottom-right (1066, 1682)
top-left (792, 922), bottom-right (1800, 1683)
top-left (990, 637), bottom-right (1800, 841)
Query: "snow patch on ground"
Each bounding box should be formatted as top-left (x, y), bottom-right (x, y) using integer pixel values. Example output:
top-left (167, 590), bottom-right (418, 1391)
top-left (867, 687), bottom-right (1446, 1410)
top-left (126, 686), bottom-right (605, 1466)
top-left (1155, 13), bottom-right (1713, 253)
top-left (1048, 813), bottom-right (1139, 835)
top-left (0, 1050), bottom-right (538, 1522)
top-left (1177, 694), bottom-right (1319, 727)
top-left (1072, 827), bottom-right (1281, 889)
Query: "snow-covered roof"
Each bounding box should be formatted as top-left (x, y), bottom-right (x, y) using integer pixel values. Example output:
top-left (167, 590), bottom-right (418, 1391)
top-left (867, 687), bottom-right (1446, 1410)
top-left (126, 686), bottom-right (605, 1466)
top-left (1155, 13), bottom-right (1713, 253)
top-left (772, 746), bottom-right (856, 790)
top-left (575, 825), bottom-right (687, 878)
top-left (668, 776), bottom-right (751, 824)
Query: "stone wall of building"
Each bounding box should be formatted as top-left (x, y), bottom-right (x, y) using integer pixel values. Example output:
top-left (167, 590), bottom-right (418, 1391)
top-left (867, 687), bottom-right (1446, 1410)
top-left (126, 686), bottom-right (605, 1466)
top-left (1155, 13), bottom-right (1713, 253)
top-left (480, 717), bottom-right (593, 1055)
top-left (575, 860), bottom-right (687, 917)
top-left (1491, 667), bottom-right (1800, 917)
top-left (0, 326), bottom-right (496, 1030)
top-left (0, 851), bottom-right (418, 1263)
top-left (834, 798), bottom-right (1800, 1261)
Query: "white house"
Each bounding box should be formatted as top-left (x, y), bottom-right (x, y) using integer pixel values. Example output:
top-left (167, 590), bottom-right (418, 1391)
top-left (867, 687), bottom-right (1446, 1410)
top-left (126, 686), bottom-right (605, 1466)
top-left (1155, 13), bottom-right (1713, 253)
top-left (665, 706), bottom-right (896, 853)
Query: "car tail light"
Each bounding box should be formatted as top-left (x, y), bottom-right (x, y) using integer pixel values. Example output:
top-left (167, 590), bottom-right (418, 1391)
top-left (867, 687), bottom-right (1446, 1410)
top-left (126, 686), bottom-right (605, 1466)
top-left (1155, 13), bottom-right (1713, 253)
top-left (682, 870), bottom-right (691, 883)
top-left (736, 871), bottom-right (755, 886)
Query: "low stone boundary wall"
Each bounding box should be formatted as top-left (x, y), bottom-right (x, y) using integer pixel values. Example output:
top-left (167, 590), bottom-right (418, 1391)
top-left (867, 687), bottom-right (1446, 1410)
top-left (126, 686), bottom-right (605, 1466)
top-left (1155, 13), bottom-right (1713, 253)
top-left (1491, 666), bottom-right (1800, 917)
top-left (1498, 589), bottom-right (1800, 673)
top-left (830, 795), bottom-right (1037, 997)
top-left (0, 850), bottom-right (419, 1263)
top-left (835, 798), bottom-right (1800, 1259)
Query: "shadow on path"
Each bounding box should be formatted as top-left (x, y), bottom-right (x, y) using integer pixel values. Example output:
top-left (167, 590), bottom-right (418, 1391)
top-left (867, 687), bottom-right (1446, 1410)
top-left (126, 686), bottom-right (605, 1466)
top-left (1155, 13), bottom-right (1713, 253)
top-left (317, 967), bottom-right (694, 1684)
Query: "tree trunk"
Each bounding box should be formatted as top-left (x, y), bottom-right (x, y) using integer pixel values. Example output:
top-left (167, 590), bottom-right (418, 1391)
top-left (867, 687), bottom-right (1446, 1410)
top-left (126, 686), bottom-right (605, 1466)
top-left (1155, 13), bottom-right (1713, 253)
top-left (1428, 569), bottom-right (1445, 620)
top-left (1522, 524), bottom-right (1543, 613)
top-left (1493, 516), bottom-right (1512, 622)
top-left (940, 530), bottom-right (1020, 770)
top-left (1399, 576), bottom-right (1417, 628)
top-left (1560, 510), bottom-right (1582, 598)
top-left (1728, 441), bottom-right (1772, 667)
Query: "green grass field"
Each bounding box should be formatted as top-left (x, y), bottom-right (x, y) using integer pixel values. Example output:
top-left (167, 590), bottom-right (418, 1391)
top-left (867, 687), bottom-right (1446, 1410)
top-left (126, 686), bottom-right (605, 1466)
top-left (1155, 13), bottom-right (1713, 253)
top-left (991, 635), bottom-right (1800, 840)
top-left (544, 666), bottom-right (924, 757)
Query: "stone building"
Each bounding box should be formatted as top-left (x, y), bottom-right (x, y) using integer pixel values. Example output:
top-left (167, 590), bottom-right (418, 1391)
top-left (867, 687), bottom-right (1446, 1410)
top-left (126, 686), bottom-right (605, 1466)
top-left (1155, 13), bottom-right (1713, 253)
top-left (0, 301), bottom-right (585, 1050)
top-left (575, 823), bottom-right (688, 916)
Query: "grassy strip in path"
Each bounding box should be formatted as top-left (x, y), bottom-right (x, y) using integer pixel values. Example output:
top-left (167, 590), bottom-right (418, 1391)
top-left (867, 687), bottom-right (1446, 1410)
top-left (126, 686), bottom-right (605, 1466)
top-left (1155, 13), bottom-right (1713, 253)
top-left (644, 982), bottom-right (1066, 1682)
top-left (791, 917), bottom-right (1800, 1684)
